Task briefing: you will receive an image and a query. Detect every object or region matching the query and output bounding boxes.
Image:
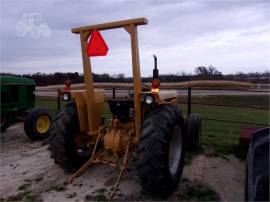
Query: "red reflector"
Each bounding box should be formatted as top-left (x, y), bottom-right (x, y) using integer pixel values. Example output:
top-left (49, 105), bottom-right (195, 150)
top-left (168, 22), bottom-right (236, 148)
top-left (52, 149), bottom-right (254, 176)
top-left (86, 30), bottom-right (109, 57)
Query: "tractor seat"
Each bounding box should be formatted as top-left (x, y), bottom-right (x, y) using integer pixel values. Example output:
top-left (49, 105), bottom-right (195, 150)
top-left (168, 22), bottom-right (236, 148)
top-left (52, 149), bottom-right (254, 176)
top-left (108, 98), bottom-right (134, 122)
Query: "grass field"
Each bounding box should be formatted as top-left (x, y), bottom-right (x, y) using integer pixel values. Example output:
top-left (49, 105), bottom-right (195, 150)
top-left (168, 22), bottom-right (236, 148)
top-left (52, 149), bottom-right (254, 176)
top-left (178, 94), bottom-right (269, 109)
top-left (36, 95), bottom-right (269, 156)
top-left (180, 105), bottom-right (268, 155)
top-left (178, 95), bottom-right (269, 155)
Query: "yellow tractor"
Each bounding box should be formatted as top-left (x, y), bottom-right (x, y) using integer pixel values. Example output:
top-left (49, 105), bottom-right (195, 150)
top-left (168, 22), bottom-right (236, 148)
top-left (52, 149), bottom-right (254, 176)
top-left (48, 17), bottom-right (201, 198)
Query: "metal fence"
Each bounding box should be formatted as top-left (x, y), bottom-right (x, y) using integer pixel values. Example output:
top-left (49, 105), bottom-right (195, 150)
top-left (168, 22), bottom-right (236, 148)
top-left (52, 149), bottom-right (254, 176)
top-left (35, 87), bottom-right (269, 155)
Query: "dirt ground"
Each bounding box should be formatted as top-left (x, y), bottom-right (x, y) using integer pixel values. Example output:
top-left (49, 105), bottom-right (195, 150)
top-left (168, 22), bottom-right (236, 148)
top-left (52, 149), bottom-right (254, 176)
top-left (0, 123), bottom-right (245, 201)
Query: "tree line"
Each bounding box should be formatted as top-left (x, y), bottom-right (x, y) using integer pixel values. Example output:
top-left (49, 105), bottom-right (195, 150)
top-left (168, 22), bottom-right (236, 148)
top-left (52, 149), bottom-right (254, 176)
top-left (1, 66), bottom-right (269, 86)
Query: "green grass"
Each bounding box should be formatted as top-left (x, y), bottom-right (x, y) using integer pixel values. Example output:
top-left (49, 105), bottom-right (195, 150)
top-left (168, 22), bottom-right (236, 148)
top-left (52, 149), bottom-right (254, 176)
top-left (177, 178), bottom-right (220, 201)
top-left (47, 184), bottom-right (67, 192)
top-left (178, 95), bottom-right (269, 109)
top-left (85, 188), bottom-right (108, 201)
top-left (180, 104), bottom-right (269, 155)
top-left (2, 183), bottom-right (42, 202)
top-left (17, 183), bottom-right (31, 191)
top-left (181, 105), bottom-right (268, 125)
top-left (35, 97), bottom-right (67, 111)
top-left (35, 95), bottom-right (269, 156)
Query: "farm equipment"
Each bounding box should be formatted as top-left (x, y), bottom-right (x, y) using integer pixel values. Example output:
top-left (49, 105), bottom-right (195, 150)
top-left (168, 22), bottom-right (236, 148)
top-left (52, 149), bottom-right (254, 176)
top-left (245, 128), bottom-right (269, 201)
top-left (0, 76), bottom-right (52, 140)
top-left (48, 18), bottom-right (201, 199)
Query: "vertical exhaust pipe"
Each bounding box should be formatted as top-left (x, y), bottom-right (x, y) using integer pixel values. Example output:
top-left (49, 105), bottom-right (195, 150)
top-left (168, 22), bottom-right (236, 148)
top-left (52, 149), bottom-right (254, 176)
top-left (152, 55), bottom-right (160, 93)
top-left (153, 55), bottom-right (159, 79)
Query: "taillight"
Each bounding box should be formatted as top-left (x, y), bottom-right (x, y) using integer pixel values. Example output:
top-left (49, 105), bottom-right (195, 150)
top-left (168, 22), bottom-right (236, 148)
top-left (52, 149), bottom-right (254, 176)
top-left (151, 79), bottom-right (160, 93)
top-left (151, 88), bottom-right (160, 93)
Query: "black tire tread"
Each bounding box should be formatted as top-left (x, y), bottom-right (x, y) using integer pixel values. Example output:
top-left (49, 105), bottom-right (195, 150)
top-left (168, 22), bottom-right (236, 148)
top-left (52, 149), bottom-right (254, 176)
top-left (184, 113), bottom-right (201, 151)
top-left (245, 128), bottom-right (269, 201)
top-left (48, 102), bottom-right (88, 172)
top-left (24, 108), bottom-right (52, 140)
top-left (136, 104), bottom-right (185, 196)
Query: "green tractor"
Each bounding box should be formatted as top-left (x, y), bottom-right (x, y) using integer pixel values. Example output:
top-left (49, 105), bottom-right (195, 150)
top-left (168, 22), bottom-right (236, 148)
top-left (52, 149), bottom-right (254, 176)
top-left (0, 76), bottom-right (52, 140)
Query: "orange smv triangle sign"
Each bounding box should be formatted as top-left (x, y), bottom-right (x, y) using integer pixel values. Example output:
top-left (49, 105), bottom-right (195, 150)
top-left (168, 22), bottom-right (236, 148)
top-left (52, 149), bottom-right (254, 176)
top-left (86, 30), bottom-right (109, 57)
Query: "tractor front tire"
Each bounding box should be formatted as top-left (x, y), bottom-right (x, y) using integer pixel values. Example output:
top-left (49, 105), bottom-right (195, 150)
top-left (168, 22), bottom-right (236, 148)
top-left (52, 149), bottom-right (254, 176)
top-left (136, 104), bottom-right (185, 197)
top-left (48, 102), bottom-right (91, 172)
top-left (184, 113), bottom-right (201, 151)
top-left (24, 108), bottom-right (52, 140)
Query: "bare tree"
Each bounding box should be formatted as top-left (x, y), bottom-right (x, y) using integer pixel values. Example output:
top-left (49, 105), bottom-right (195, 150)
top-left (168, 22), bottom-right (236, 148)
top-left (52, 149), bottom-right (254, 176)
top-left (195, 65), bottom-right (222, 76)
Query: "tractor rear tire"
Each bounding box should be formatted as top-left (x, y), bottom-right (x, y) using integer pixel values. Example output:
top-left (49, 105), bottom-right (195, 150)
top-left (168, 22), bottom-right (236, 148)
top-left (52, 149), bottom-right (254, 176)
top-left (184, 113), bottom-right (201, 151)
top-left (48, 102), bottom-right (91, 172)
top-left (136, 104), bottom-right (185, 197)
top-left (24, 108), bottom-right (52, 140)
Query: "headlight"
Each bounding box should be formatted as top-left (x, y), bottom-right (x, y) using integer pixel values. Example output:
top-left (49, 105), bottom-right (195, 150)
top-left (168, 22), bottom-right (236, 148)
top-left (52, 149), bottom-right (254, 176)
top-left (62, 92), bottom-right (70, 101)
top-left (144, 95), bottom-right (154, 105)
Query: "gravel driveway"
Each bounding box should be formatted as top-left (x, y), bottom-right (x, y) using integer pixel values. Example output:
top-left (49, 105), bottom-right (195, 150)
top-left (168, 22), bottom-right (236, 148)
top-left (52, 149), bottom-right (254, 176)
top-left (0, 123), bottom-right (245, 201)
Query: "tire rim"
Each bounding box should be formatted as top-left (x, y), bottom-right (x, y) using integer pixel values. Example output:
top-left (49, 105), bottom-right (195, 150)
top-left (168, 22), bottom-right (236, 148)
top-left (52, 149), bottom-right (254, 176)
top-left (76, 146), bottom-right (91, 158)
top-left (36, 115), bottom-right (51, 134)
top-left (169, 125), bottom-right (183, 177)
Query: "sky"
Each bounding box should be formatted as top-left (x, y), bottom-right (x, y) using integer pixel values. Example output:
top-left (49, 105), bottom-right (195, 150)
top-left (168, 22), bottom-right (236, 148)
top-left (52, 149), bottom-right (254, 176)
top-left (1, 0), bottom-right (270, 76)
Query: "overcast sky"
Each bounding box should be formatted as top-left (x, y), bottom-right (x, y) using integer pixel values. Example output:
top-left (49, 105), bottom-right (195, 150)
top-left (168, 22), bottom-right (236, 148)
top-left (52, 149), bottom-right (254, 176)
top-left (1, 0), bottom-right (269, 76)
